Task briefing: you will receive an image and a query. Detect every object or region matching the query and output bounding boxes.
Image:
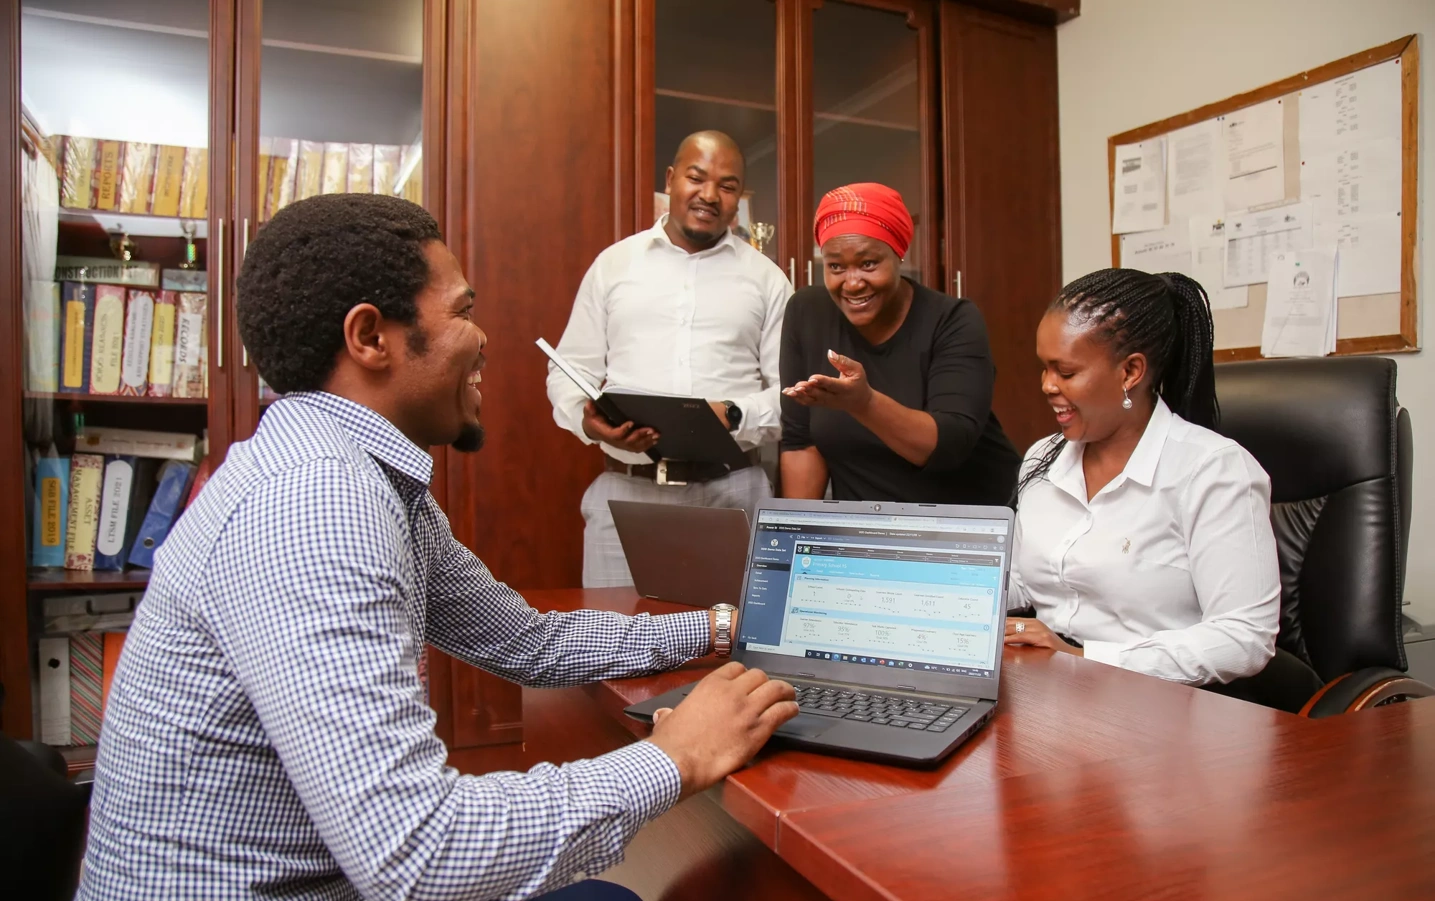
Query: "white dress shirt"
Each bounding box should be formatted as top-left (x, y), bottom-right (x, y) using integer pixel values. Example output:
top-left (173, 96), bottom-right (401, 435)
top-left (1008, 399), bottom-right (1279, 686)
top-left (547, 216), bottom-right (793, 465)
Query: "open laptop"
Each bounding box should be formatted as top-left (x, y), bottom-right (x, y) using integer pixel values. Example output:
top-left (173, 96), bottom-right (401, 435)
top-left (609, 501), bottom-right (751, 608)
top-left (626, 498), bottom-right (1013, 767)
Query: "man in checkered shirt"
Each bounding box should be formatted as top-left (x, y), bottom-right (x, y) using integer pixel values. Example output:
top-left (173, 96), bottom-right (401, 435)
top-left (77, 194), bottom-right (797, 901)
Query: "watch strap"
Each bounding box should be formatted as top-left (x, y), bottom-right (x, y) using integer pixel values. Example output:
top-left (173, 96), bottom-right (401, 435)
top-left (713, 606), bottom-right (734, 657)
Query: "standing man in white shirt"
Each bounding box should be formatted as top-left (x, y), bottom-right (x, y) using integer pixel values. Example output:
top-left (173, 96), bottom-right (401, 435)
top-left (547, 130), bottom-right (792, 587)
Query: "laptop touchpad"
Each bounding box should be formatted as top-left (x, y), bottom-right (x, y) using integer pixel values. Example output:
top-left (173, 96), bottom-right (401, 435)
top-left (775, 714), bottom-right (835, 739)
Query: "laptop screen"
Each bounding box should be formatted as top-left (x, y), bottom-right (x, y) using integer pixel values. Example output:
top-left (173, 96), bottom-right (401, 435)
top-left (738, 509), bottom-right (1010, 679)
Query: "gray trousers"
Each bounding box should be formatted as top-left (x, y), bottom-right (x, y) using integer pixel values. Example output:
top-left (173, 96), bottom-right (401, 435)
top-left (580, 466), bottom-right (773, 588)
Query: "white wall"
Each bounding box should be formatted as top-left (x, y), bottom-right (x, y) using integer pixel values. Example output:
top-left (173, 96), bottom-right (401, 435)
top-left (1058, 0), bottom-right (1435, 624)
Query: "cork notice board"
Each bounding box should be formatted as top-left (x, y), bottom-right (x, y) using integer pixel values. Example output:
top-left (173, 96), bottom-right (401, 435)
top-left (1108, 36), bottom-right (1420, 361)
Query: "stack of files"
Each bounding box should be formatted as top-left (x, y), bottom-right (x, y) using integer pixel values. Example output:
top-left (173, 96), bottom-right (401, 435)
top-left (56, 136), bottom-right (207, 218)
top-left (46, 442), bottom-right (200, 572)
top-left (49, 278), bottom-right (205, 399)
top-left (38, 613), bottom-right (134, 748)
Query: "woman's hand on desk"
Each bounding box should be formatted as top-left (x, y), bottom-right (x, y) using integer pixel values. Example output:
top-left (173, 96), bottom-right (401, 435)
top-left (647, 662), bottom-right (798, 800)
top-left (783, 350), bottom-right (875, 414)
top-left (1004, 618), bottom-right (1084, 656)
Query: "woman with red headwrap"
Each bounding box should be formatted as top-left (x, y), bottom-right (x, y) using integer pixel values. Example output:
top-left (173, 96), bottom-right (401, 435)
top-left (780, 183), bottom-right (1020, 503)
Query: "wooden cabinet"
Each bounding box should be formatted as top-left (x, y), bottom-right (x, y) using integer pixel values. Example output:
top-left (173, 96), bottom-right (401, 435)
top-left (621, 0), bottom-right (1061, 447)
top-left (0, 0), bottom-right (520, 757)
top-left (623, 0), bottom-right (941, 290)
top-left (941, 2), bottom-right (1061, 450)
top-left (3, 0), bottom-right (1065, 759)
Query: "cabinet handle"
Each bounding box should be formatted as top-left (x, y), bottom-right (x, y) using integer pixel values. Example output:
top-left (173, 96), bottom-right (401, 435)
top-left (241, 218), bottom-right (250, 368)
top-left (954, 270), bottom-right (963, 298)
top-left (788, 257), bottom-right (796, 286)
top-left (807, 260), bottom-right (813, 286)
top-left (215, 217), bottom-right (224, 369)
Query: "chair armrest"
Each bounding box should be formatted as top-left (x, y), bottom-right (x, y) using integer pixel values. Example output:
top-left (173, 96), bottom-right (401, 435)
top-left (1300, 667), bottom-right (1435, 718)
top-left (73, 768), bottom-right (95, 802)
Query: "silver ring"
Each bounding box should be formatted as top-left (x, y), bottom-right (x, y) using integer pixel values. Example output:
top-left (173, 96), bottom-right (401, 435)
top-left (1014, 622), bottom-right (1026, 633)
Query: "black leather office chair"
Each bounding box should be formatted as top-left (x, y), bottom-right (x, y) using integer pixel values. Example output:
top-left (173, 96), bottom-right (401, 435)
top-left (0, 731), bottom-right (92, 900)
top-left (1214, 357), bottom-right (1434, 717)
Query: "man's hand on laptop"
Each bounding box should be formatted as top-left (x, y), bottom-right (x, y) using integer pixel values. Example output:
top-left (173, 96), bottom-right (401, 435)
top-left (582, 401), bottom-right (660, 454)
top-left (648, 662), bottom-right (798, 799)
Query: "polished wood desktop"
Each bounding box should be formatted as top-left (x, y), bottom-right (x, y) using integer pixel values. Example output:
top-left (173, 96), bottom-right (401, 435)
top-left (525, 589), bottom-right (1435, 901)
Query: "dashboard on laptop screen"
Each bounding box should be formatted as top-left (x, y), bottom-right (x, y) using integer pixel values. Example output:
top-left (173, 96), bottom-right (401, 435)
top-left (738, 509), bottom-right (1009, 679)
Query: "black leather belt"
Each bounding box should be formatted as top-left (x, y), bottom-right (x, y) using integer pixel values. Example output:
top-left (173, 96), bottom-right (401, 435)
top-left (605, 454), bottom-right (754, 486)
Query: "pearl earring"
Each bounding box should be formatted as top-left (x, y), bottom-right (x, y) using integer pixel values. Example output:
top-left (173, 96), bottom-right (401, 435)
top-left (1122, 387), bottom-right (1133, 410)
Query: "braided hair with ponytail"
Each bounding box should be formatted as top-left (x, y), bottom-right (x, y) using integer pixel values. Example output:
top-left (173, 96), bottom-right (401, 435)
top-left (1012, 267), bottom-right (1218, 504)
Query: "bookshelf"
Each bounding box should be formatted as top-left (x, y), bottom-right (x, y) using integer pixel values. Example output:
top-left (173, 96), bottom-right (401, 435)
top-left (1, 0), bottom-right (448, 752)
top-left (25, 392), bottom-right (206, 407)
top-left (27, 569), bottom-right (151, 592)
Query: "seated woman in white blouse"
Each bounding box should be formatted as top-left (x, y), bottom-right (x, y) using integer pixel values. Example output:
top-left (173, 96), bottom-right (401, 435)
top-left (1003, 268), bottom-right (1280, 689)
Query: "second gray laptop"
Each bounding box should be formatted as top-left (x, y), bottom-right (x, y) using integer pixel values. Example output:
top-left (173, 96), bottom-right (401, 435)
top-left (608, 500), bottom-right (750, 607)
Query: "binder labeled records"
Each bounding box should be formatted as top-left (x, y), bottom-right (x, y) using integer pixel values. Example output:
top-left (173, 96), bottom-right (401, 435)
top-left (179, 147), bottom-right (208, 219)
top-left (31, 452), bottom-right (69, 568)
top-left (59, 282), bottom-right (95, 394)
top-left (120, 289), bottom-right (156, 395)
top-left (70, 631), bottom-right (104, 746)
top-left (257, 136), bottom-right (275, 216)
top-left (89, 284), bottom-right (126, 395)
top-left (55, 256), bottom-right (160, 288)
top-left (94, 456), bottom-right (160, 571)
top-left (94, 140), bottom-right (123, 211)
top-left (119, 141), bottom-right (157, 214)
top-left (347, 143), bottom-right (374, 193)
top-left (60, 136), bottom-right (96, 209)
top-left (127, 460), bottom-right (197, 569)
top-left (321, 143), bottom-right (349, 194)
top-left (172, 292), bottom-right (207, 398)
top-left (25, 281), bottom-right (61, 393)
top-left (102, 633), bottom-right (128, 715)
top-left (151, 145), bottom-right (187, 217)
top-left (64, 453), bottom-right (105, 571)
top-left (39, 637), bottom-right (72, 745)
top-left (295, 140), bottom-right (324, 201)
top-left (148, 291), bottom-right (178, 396)
top-left (374, 145), bottom-right (402, 196)
top-left (77, 426), bottom-right (197, 461)
top-left (267, 138), bottom-right (299, 218)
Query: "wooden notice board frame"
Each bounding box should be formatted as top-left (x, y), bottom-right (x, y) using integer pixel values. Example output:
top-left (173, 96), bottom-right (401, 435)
top-left (1107, 36), bottom-right (1420, 361)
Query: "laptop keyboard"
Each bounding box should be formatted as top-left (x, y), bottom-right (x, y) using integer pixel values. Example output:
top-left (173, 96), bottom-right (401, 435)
top-left (791, 683), bottom-right (968, 733)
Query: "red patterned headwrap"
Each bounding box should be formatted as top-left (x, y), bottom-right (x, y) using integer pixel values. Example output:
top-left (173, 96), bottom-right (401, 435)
top-left (813, 183), bottom-right (914, 258)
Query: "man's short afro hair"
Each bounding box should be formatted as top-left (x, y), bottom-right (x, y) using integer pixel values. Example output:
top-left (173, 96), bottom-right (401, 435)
top-left (235, 192), bottom-right (442, 395)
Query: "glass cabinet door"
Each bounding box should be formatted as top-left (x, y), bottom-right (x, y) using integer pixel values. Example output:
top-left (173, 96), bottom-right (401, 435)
top-left (652, 0), bottom-right (782, 269)
top-left (15, 0), bottom-right (223, 745)
top-left (809, 0), bottom-right (932, 287)
top-left (234, 0), bottom-right (426, 433)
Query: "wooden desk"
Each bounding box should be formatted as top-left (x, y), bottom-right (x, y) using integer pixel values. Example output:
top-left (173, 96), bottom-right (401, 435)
top-left (525, 589), bottom-right (1435, 900)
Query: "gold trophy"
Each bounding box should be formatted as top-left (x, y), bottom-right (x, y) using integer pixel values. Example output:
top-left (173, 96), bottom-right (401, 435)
top-left (749, 221), bottom-right (775, 255)
top-left (108, 230), bottom-right (136, 262)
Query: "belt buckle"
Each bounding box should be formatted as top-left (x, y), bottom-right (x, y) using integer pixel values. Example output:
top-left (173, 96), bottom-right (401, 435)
top-left (655, 460), bottom-right (687, 486)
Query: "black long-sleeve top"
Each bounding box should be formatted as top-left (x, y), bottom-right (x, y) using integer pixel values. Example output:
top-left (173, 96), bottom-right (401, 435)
top-left (779, 280), bottom-right (1020, 505)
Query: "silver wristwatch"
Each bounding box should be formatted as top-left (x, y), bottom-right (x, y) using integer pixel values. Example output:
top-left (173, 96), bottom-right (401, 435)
top-left (711, 603), bottom-right (737, 658)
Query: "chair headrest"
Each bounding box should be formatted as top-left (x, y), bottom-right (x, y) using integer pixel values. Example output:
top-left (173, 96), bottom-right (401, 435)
top-left (1213, 357), bottom-right (1398, 502)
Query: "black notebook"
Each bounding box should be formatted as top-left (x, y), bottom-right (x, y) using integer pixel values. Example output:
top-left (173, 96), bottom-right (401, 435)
top-left (537, 338), bottom-right (749, 468)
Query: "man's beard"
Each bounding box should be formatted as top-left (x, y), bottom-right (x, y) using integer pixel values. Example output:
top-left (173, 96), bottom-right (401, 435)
top-left (451, 422), bottom-right (485, 453)
top-left (680, 222), bottom-right (723, 249)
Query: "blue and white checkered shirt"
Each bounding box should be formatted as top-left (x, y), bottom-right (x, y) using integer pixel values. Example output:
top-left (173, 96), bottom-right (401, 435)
top-left (78, 392), bottom-right (710, 900)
